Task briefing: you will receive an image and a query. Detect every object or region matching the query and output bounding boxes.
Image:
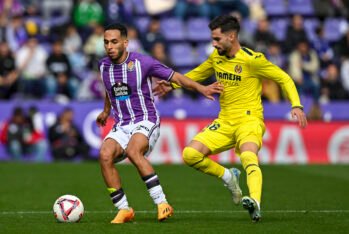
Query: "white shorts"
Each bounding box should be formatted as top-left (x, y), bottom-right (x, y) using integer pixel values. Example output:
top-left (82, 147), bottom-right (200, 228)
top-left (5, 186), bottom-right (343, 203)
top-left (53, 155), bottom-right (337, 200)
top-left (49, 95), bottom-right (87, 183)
top-left (104, 120), bottom-right (160, 163)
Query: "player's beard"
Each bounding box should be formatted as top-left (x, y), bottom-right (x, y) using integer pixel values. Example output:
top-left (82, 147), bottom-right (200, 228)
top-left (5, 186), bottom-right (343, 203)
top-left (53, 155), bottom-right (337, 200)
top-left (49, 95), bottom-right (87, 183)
top-left (216, 47), bottom-right (227, 56)
top-left (110, 48), bottom-right (125, 63)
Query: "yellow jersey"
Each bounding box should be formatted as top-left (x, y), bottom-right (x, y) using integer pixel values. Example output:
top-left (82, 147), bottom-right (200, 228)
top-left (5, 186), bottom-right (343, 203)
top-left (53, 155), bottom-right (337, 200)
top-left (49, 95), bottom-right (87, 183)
top-left (177, 47), bottom-right (302, 120)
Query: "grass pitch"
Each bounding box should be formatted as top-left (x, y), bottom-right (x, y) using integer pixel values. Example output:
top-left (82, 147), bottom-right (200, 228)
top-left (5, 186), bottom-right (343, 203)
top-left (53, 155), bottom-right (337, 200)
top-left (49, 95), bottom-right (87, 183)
top-left (0, 162), bottom-right (348, 234)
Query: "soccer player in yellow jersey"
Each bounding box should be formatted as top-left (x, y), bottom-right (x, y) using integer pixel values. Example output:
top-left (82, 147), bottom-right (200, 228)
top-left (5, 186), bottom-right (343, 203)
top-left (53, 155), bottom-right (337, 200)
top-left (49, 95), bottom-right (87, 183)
top-left (154, 15), bottom-right (308, 222)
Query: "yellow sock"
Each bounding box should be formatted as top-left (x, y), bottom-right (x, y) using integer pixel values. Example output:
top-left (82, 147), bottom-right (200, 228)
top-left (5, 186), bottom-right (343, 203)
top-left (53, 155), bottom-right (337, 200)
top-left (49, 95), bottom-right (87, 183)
top-left (182, 147), bottom-right (225, 178)
top-left (240, 151), bottom-right (262, 204)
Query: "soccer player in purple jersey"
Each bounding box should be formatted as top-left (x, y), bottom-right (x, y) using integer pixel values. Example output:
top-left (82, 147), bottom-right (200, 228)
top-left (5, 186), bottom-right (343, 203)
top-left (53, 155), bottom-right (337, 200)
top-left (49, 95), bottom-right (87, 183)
top-left (96, 23), bottom-right (223, 224)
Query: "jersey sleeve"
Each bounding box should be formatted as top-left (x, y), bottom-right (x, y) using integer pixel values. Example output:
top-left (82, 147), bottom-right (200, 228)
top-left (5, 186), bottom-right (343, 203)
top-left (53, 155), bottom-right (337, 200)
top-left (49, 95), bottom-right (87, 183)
top-left (171, 52), bottom-right (215, 89)
top-left (148, 57), bottom-right (174, 81)
top-left (250, 53), bottom-right (303, 108)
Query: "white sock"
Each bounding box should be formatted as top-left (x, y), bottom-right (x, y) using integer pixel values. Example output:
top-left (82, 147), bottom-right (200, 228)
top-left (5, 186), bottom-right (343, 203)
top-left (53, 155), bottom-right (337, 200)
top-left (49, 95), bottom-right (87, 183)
top-left (148, 185), bottom-right (167, 205)
top-left (114, 195), bottom-right (129, 210)
top-left (221, 168), bottom-right (232, 184)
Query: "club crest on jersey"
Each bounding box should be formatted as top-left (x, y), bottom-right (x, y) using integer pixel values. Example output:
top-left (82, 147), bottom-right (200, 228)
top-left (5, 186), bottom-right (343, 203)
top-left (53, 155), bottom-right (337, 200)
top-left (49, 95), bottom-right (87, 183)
top-left (111, 82), bottom-right (131, 101)
top-left (127, 61), bottom-right (135, 72)
top-left (234, 65), bottom-right (242, 74)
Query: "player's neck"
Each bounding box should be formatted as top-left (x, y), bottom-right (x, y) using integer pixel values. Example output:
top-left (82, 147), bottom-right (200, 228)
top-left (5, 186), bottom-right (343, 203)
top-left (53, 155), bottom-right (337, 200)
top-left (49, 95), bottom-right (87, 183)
top-left (112, 52), bottom-right (129, 64)
top-left (226, 43), bottom-right (240, 59)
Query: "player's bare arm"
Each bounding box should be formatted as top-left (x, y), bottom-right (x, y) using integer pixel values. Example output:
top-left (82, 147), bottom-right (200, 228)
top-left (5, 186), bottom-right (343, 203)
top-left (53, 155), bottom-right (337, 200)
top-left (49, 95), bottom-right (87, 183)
top-left (291, 107), bottom-right (308, 129)
top-left (96, 92), bottom-right (111, 127)
top-left (160, 72), bottom-right (223, 100)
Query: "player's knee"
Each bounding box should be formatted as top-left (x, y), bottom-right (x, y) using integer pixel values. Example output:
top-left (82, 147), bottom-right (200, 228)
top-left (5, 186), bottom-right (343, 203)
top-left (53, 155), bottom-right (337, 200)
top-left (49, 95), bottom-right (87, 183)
top-left (99, 148), bottom-right (114, 165)
top-left (182, 147), bottom-right (204, 166)
top-left (240, 151), bottom-right (259, 169)
top-left (125, 148), bottom-right (144, 165)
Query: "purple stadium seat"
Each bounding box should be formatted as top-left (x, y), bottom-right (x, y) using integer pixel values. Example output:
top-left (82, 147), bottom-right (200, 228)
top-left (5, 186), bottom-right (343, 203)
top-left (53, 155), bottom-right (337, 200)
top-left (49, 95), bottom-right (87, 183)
top-left (304, 18), bottom-right (320, 42)
top-left (323, 18), bottom-right (346, 42)
top-left (242, 19), bottom-right (257, 35)
top-left (288, 0), bottom-right (314, 16)
top-left (196, 43), bottom-right (212, 63)
top-left (169, 43), bottom-right (196, 67)
top-left (263, 0), bottom-right (287, 16)
top-left (186, 18), bottom-right (211, 42)
top-left (131, 0), bottom-right (147, 15)
top-left (270, 18), bottom-right (289, 41)
top-left (160, 18), bottom-right (186, 41)
top-left (134, 17), bottom-right (150, 33)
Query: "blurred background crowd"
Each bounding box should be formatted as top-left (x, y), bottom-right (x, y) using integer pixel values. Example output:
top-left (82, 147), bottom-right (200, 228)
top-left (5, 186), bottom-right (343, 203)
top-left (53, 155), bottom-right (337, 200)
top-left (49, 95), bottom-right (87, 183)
top-left (1, 0), bottom-right (349, 103)
top-left (1, 0), bottom-right (349, 161)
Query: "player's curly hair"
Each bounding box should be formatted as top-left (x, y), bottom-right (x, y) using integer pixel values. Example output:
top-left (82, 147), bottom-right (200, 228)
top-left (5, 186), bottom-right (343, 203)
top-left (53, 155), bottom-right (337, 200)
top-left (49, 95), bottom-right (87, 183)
top-left (209, 15), bottom-right (240, 33)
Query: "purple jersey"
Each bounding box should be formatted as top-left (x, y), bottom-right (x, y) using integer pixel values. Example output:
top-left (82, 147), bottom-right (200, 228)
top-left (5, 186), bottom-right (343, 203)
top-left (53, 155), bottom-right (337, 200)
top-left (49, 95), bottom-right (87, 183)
top-left (98, 52), bottom-right (174, 126)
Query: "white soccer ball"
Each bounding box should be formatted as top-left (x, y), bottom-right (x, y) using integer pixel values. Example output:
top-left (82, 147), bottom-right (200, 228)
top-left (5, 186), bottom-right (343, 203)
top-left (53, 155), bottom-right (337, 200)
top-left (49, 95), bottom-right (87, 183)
top-left (53, 194), bottom-right (84, 223)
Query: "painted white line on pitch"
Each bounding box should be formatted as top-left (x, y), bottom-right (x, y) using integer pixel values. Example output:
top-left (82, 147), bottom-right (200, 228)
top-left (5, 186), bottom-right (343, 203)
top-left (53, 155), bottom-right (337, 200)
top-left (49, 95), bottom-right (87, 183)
top-left (1, 210), bottom-right (349, 215)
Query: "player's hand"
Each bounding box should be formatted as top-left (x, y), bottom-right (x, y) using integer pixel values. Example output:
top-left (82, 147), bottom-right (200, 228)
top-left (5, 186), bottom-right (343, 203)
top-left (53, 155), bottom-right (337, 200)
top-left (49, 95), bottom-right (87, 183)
top-left (291, 107), bottom-right (307, 128)
top-left (200, 82), bottom-right (223, 101)
top-left (96, 111), bottom-right (109, 127)
top-left (153, 80), bottom-right (172, 97)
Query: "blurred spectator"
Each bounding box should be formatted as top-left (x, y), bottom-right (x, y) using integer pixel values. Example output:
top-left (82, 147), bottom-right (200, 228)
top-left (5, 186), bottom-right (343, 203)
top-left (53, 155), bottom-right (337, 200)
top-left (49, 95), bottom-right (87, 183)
top-left (341, 55), bottom-right (349, 93)
top-left (48, 107), bottom-right (91, 161)
top-left (144, 0), bottom-right (176, 15)
top-left (16, 36), bottom-right (48, 98)
top-left (213, 0), bottom-right (250, 19)
top-left (73, 0), bottom-right (104, 41)
top-left (77, 70), bottom-right (104, 100)
top-left (335, 30), bottom-right (349, 60)
top-left (320, 63), bottom-right (348, 103)
top-left (126, 25), bottom-right (144, 53)
top-left (46, 39), bottom-right (79, 100)
top-left (141, 16), bottom-right (166, 53)
top-left (105, 0), bottom-right (134, 25)
top-left (151, 41), bottom-right (173, 67)
top-left (266, 41), bottom-right (286, 69)
top-left (312, 25), bottom-right (334, 70)
top-left (83, 24), bottom-right (105, 69)
top-left (41, 0), bottom-right (73, 24)
top-left (254, 17), bottom-right (277, 54)
top-left (263, 41), bottom-right (285, 103)
top-left (284, 14), bottom-right (308, 53)
top-left (0, 0), bottom-right (24, 16)
top-left (174, 0), bottom-right (211, 20)
top-left (0, 41), bottom-right (19, 99)
top-left (289, 40), bottom-right (320, 102)
top-left (62, 24), bottom-right (86, 72)
top-left (6, 14), bottom-right (28, 52)
top-left (0, 106), bottom-right (47, 161)
top-left (231, 11), bottom-right (254, 48)
top-left (244, 0), bottom-right (265, 21)
top-left (0, 13), bottom-right (8, 42)
top-left (307, 103), bottom-right (323, 121)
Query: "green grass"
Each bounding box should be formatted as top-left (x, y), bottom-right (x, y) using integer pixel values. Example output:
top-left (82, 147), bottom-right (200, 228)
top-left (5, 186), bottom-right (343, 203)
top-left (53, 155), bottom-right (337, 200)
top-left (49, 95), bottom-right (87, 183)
top-left (0, 163), bottom-right (349, 233)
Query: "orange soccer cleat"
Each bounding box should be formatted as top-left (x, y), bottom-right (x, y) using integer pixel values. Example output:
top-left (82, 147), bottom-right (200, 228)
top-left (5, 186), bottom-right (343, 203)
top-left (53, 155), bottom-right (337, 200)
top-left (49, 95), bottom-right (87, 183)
top-left (157, 203), bottom-right (174, 221)
top-left (110, 208), bottom-right (135, 224)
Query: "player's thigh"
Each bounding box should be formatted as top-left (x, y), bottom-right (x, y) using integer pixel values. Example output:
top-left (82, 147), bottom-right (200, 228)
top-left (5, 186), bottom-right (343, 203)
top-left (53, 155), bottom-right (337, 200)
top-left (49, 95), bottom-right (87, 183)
top-left (102, 126), bottom-right (129, 162)
top-left (99, 138), bottom-right (124, 162)
top-left (235, 116), bottom-right (265, 155)
top-left (193, 119), bottom-right (235, 155)
top-left (127, 120), bottom-right (160, 157)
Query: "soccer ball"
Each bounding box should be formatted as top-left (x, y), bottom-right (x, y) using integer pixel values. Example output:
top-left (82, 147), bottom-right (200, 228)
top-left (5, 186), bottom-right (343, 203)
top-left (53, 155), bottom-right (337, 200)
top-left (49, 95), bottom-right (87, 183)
top-left (53, 194), bottom-right (84, 223)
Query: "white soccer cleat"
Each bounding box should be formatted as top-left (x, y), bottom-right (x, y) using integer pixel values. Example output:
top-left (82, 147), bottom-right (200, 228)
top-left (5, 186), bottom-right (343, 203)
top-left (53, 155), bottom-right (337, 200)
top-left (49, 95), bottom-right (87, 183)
top-left (242, 196), bottom-right (261, 222)
top-left (224, 168), bottom-right (242, 205)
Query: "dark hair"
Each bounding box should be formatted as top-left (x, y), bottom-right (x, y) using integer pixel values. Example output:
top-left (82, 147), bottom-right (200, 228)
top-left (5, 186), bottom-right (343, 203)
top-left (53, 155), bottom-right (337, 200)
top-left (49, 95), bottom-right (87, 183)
top-left (209, 15), bottom-right (240, 33)
top-left (104, 23), bottom-right (128, 38)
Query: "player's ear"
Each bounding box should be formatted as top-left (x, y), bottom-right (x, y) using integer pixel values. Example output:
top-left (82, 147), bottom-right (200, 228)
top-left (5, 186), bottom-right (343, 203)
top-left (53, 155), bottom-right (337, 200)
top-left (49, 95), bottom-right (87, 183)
top-left (123, 39), bottom-right (129, 47)
top-left (228, 32), bottom-right (235, 41)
